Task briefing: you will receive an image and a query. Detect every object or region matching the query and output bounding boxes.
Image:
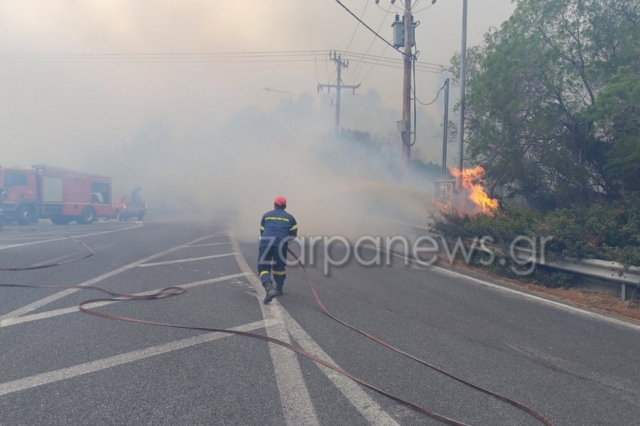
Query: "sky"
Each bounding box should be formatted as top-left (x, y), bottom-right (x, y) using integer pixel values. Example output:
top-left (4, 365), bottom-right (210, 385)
top-left (0, 0), bottom-right (517, 234)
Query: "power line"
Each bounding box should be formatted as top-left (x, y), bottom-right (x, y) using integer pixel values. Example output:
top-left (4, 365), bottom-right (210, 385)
top-left (357, 44), bottom-right (390, 85)
top-left (348, 0), bottom-right (441, 85)
top-left (334, 0), bottom-right (403, 57)
top-left (343, 0), bottom-right (370, 53)
top-left (413, 81), bottom-right (446, 105)
top-left (341, 52), bottom-right (444, 70)
top-left (357, 60), bottom-right (442, 74)
top-left (375, 0), bottom-right (402, 13)
top-left (345, 2), bottom-right (394, 83)
top-left (0, 50), bottom-right (330, 57)
top-left (0, 48), bottom-right (447, 83)
top-left (337, 50), bottom-right (447, 68)
top-left (352, 45), bottom-right (447, 85)
top-left (348, 58), bottom-right (441, 71)
top-left (0, 49), bottom-right (447, 67)
top-left (413, 2), bottom-right (435, 13)
top-left (0, 57), bottom-right (324, 64)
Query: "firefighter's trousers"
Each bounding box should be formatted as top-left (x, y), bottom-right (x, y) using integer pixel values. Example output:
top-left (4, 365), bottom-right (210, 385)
top-left (258, 240), bottom-right (288, 289)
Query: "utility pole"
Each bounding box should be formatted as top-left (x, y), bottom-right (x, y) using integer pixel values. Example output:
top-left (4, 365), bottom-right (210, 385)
top-left (441, 78), bottom-right (450, 178)
top-left (456, 0), bottom-right (468, 191)
top-left (402, 0), bottom-right (413, 176)
top-left (391, 1), bottom-right (415, 177)
top-left (318, 51), bottom-right (360, 136)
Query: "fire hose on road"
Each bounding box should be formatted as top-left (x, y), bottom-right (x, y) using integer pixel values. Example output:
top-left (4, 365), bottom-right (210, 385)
top-left (0, 242), bottom-right (554, 426)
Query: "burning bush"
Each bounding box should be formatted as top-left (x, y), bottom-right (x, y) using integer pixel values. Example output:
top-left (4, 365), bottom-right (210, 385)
top-left (435, 166), bottom-right (499, 216)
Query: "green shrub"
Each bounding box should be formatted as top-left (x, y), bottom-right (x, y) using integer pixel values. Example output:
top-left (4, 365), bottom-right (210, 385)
top-left (430, 194), bottom-right (640, 287)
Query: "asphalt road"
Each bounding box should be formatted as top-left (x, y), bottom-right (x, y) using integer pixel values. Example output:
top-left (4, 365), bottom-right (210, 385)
top-left (0, 213), bottom-right (639, 426)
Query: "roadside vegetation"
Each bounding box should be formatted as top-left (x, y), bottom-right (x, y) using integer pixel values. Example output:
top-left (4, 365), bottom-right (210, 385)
top-left (431, 0), bottom-right (640, 301)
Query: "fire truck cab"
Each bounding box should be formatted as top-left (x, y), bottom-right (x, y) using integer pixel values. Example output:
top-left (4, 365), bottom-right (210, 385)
top-left (0, 164), bottom-right (114, 225)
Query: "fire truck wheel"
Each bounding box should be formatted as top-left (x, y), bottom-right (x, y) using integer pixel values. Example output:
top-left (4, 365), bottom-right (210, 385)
top-left (51, 216), bottom-right (71, 225)
top-left (78, 207), bottom-right (97, 224)
top-left (16, 205), bottom-right (34, 226)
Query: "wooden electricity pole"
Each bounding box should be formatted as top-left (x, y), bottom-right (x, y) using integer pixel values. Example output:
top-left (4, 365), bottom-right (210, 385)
top-left (318, 51), bottom-right (360, 136)
top-left (442, 78), bottom-right (450, 178)
top-left (402, 0), bottom-right (413, 174)
top-left (457, 0), bottom-right (468, 191)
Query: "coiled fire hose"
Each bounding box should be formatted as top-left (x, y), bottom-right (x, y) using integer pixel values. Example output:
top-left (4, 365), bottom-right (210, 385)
top-left (0, 237), bottom-right (94, 271)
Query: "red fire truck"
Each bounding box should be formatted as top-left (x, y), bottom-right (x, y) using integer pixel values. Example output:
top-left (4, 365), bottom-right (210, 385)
top-left (0, 164), bottom-right (114, 225)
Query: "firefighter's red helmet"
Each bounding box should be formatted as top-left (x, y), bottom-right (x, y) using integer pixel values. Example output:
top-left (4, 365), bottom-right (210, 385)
top-left (274, 196), bottom-right (287, 208)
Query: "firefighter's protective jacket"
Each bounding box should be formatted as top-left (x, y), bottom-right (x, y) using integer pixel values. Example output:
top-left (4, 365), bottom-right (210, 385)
top-left (259, 208), bottom-right (298, 246)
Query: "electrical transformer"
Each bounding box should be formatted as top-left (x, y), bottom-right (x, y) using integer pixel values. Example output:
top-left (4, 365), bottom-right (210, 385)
top-left (391, 14), bottom-right (416, 48)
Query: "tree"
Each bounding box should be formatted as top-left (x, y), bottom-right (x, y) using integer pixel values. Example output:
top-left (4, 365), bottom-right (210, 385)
top-left (594, 66), bottom-right (640, 192)
top-left (448, 0), bottom-right (640, 209)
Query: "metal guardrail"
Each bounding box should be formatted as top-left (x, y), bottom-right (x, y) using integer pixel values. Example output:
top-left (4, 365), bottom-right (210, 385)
top-left (531, 257), bottom-right (639, 301)
top-left (380, 219), bottom-right (639, 301)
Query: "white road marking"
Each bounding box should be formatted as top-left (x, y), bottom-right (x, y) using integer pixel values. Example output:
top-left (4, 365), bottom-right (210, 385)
top-left (0, 319), bottom-right (278, 397)
top-left (182, 242), bottom-right (231, 248)
top-left (427, 264), bottom-right (640, 332)
top-left (0, 224), bottom-right (141, 251)
top-left (0, 233), bottom-right (220, 321)
top-left (380, 246), bottom-right (640, 333)
top-left (231, 236), bottom-right (320, 426)
top-left (138, 253), bottom-right (236, 268)
top-left (0, 236), bottom-right (59, 242)
top-left (232, 235), bottom-right (401, 426)
top-left (0, 272), bottom-right (251, 328)
top-left (0, 230), bottom-right (80, 240)
top-left (282, 309), bottom-right (401, 426)
top-left (192, 232), bottom-right (229, 241)
top-left (0, 231), bottom-right (51, 239)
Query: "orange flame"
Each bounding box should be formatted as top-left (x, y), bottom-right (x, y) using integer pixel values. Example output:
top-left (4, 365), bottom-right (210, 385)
top-left (449, 166), bottom-right (499, 215)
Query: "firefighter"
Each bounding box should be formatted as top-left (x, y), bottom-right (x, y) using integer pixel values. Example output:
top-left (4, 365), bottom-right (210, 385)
top-left (131, 187), bottom-right (142, 205)
top-left (258, 196), bottom-right (298, 304)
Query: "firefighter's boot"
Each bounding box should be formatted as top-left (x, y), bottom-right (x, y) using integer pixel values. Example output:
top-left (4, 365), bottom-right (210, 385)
top-left (274, 285), bottom-right (283, 297)
top-left (263, 283), bottom-right (277, 304)
top-left (274, 274), bottom-right (285, 297)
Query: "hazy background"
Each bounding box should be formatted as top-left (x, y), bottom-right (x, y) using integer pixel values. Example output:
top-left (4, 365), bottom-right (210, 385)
top-left (0, 0), bottom-right (516, 240)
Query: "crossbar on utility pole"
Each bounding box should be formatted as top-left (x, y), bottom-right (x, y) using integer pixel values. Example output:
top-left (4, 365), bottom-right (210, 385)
top-left (318, 51), bottom-right (360, 136)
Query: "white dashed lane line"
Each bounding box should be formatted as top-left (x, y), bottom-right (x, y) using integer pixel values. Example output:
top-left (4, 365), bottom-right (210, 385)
top-left (0, 233), bottom-right (221, 321)
top-left (138, 253), bottom-right (237, 268)
top-left (0, 319), bottom-right (279, 397)
top-left (0, 272), bottom-right (250, 328)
